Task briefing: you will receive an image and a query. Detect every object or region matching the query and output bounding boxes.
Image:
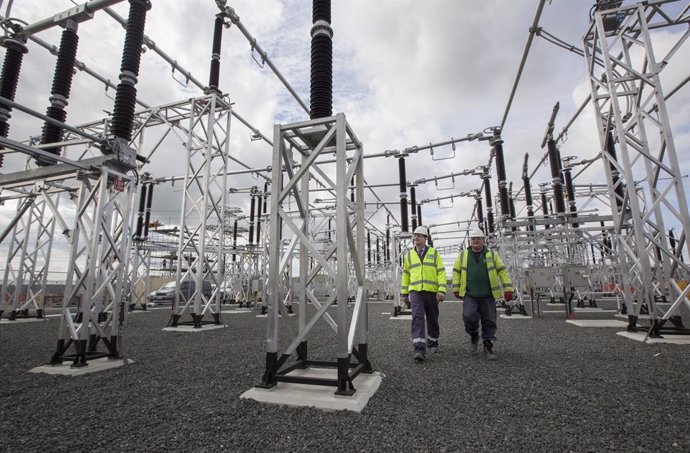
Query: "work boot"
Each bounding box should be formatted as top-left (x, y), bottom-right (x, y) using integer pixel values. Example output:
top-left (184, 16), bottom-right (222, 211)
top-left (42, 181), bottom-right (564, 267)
top-left (470, 334), bottom-right (480, 355)
top-left (414, 352), bottom-right (426, 362)
top-left (483, 340), bottom-right (497, 361)
top-left (429, 346), bottom-right (440, 354)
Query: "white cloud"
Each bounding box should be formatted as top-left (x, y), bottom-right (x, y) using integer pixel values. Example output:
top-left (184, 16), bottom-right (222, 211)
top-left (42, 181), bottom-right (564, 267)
top-left (1, 0), bottom-right (689, 276)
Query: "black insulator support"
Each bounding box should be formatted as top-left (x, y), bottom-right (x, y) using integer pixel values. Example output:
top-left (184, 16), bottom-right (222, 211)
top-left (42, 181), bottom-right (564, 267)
top-left (476, 197), bottom-right (484, 228)
top-left (492, 132), bottom-right (510, 219)
top-left (591, 243), bottom-right (596, 264)
top-left (310, 0), bottom-right (333, 119)
top-left (248, 194), bottom-right (256, 246)
top-left (208, 15), bottom-right (223, 92)
top-left (328, 217), bottom-right (332, 242)
top-left (110, 0), bottom-right (150, 142)
top-left (350, 176), bottom-right (355, 203)
top-left (313, 0), bottom-right (331, 22)
top-left (605, 131), bottom-right (625, 209)
top-left (376, 236), bottom-right (380, 264)
top-left (38, 27), bottom-right (79, 165)
top-left (367, 230), bottom-right (371, 263)
top-left (508, 185), bottom-right (516, 220)
top-left (398, 158), bottom-right (409, 233)
top-left (563, 168), bottom-right (579, 227)
top-left (385, 227), bottom-right (390, 263)
top-left (232, 220), bottom-right (238, 262)
top-left (417, 204), bottom-right (422, 228)
top-left (483, 177), bottom-right (495, 233)
top-left (0, 41), bottom-right (27, 167)
top-left (256, 209), bottom-right (262, 246)
top-left (541, 191), bottom-right (550, 229)
top-left (135, 183), bottom-right (148, 238)
top-left (547, 139), bottom-right (566, 214)
top-left (601, 221), bottom-right (611, 255)
top-left (410, 186), bottom-right (417, 231)
top-left (262, 183), bottom-right (269, 213)
top-left (50, 29), bottom-right (79, 99)
top-left (143, 183), bottom-right (154, 237)
top-left (668, 229), bottom-right (683, 263)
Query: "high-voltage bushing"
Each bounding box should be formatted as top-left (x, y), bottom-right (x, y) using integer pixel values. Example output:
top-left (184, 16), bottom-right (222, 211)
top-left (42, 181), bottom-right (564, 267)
top-left (134, 174), bottom-right (152, 240)
top-left (0, 33), bottom-right (28, 168)
top-left (256, 183), bottom-right (268, 247)
top-left (489, 127), bottom-right (510, 221)
top-left (409, 185), bottom-right (417, 231)
top-left (668, 229), bottom-right (684, 263)
top-left (397, 155), bottom-right (409, 232)
top-left (142, 180), bottom-right (154, 237)
top-left (540, 184), bottom-right (550, 229)
top-left (508, 181), bottom-right (516, 220)
top-left (481, 168), bottom-right (495, 233)
top-left (232, 219), bottom-right (238, 262)
top-left (102, 0), bottom-right (151, 168)
top-left (248, 187), bottom-right (257, 246)
top-left (605, 129), bottom-right (625, 211)
top-left (36, 21), bottom-right (79, 166)
top-left (376, 235), bottom-right (380, 264)
top-left (522, 154), bottom-right (535, 231)
top-left (546, 136), bottom-right (566, 215)
top-left (309, 0), bottom-right (333, 119)
top-left (416, 204), bottom-right (423, 229)
top-left (562, 157), bottom-right (579, 228)
top-left (207, 14), bottom-right (226, 93)
top-left (475, 191), bottom-right (485, 232)
top-left (367, 229), bottom-right (372, 263)
top-left (385, 215), bottom-right (391, 263)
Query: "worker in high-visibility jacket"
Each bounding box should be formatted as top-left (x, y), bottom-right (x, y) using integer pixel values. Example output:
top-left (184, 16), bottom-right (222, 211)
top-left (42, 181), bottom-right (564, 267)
top-left (401, 225), bottom-right (447, 362)
top-left (452, 228), bottom-right (513, 360)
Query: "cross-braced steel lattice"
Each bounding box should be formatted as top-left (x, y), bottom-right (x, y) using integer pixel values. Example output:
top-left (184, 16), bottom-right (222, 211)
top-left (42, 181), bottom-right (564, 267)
top-left (258, 113), bottom-right (371, 395)
top-left (584, 0), bottom-right (690, 334)
top-left (169, 94), bottom-right (230, 328)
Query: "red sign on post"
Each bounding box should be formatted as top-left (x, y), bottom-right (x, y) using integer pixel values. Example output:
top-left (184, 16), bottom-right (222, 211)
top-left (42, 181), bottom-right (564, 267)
top-left (112, 177), bottom-right (125, 192)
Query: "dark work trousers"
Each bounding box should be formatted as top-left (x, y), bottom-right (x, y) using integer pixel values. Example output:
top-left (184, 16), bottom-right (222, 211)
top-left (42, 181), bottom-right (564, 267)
top-left (462, 295), bottom-right (497, 342)
top-left (410, 290), bottom-right (440, 353)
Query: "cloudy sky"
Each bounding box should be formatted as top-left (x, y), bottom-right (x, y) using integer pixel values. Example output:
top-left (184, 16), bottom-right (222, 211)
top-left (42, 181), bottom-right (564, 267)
top-left (1, 0), bottom-right (689, 275)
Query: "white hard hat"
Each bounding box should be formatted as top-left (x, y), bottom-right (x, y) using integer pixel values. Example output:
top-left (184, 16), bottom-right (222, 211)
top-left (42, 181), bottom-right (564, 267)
top-left (413, 225), bottom-right (428, 236)
top-left (469, 228), bottom-right (485, 238)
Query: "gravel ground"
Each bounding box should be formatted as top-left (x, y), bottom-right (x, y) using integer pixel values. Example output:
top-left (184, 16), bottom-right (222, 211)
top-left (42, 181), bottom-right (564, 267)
top-left (1, 301), bottom-right (689, 453)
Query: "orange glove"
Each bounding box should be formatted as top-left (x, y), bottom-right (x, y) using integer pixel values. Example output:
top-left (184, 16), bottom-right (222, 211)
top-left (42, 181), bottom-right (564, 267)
top-left (453, 292), bottom-right (460, 299)
top-left (504, 292), bottom-right (513, 302)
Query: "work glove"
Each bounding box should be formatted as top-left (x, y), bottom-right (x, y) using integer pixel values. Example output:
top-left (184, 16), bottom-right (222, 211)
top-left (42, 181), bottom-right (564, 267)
top-left (504, 291), bottom-right (513, 302)
top-left (453, 292), bottom-right (460, 299)
top-left (436, 292), bottom-right (446, 302)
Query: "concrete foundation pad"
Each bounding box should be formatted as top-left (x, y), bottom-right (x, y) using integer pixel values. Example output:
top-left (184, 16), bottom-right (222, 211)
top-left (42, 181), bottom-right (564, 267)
top-left (162, 324), bottom-right (227, 333)
top-left (389, 315), bottom-right (412, 321)
top-left (240, 367), bottom-right (383, 413)
top-left (499, 314), bottom-right (532, 320)
top-left (30, 357), bottom-right (133, 376)
top-left (566, 319), bottom-right (628, 327)
top-left (128, 310), bottom-right (151, 314)
top-left (573, 307), bottom-right (618, 313)
top-left (0, 317), bottom-right (47, 324)
top-left (616, 331), bottom-right (690, 344)
top-left (221, 309), bottom-right (253, 314)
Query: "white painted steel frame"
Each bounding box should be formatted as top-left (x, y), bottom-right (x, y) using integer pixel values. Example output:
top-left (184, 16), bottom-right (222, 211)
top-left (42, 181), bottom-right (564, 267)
top-left (584, 0), bottom-right (690, 326)
top-left (262, 113), bottom-right (368, 393)
top-left (171, 94), bottom-right (229, 327)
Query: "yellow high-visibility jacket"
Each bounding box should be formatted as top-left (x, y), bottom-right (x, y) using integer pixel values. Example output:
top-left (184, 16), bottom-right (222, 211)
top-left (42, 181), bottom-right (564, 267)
top-left (401, 247), bottom-right (447, 295)
top-left (451, 248), bottom-right (514, 299)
